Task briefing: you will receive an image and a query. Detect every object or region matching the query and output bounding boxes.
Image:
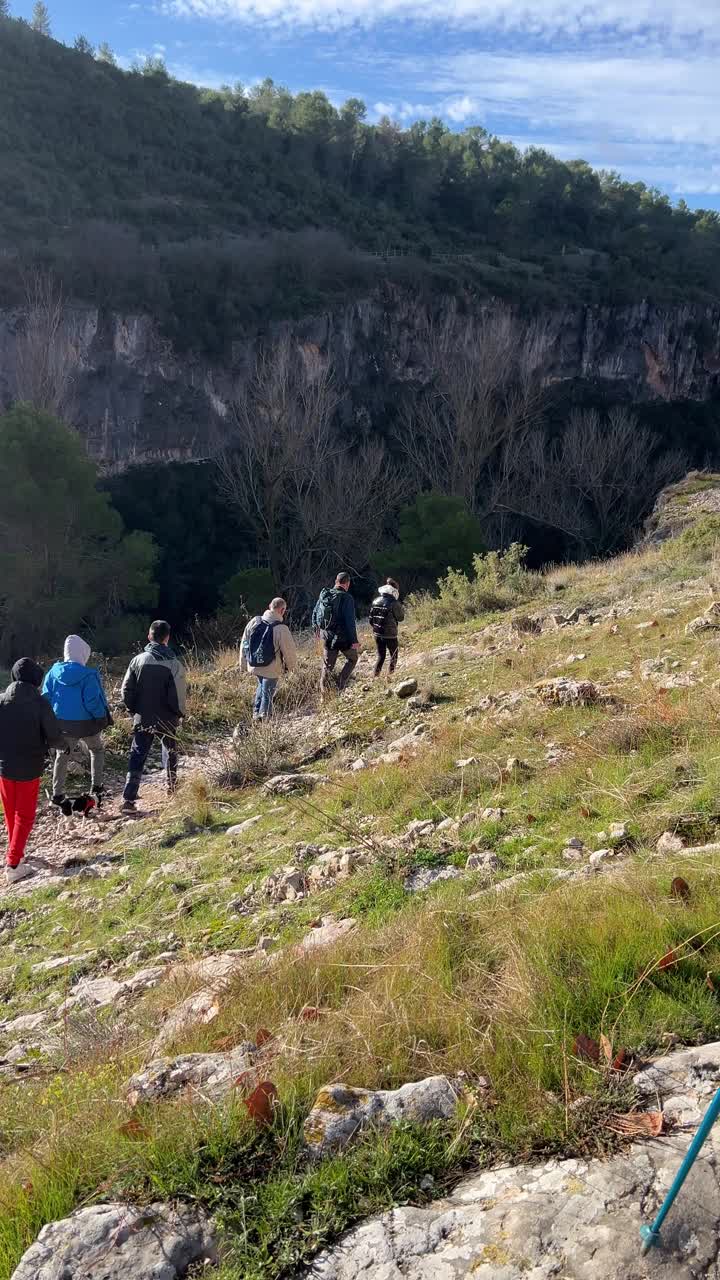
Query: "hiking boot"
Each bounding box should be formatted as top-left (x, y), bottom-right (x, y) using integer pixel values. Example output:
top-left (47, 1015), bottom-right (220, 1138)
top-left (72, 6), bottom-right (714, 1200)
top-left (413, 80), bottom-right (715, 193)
top-left (5, 862), bottom-right (34, 885)
top-left (120, 799), bottom-right (137, 813)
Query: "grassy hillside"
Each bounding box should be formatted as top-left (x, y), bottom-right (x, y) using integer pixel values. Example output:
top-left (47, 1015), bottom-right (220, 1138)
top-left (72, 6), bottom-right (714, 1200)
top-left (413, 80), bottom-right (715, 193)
top-left (3, 15), bottom-right (720, 350)
top-left (4, 479), bottom-right (720, 1274)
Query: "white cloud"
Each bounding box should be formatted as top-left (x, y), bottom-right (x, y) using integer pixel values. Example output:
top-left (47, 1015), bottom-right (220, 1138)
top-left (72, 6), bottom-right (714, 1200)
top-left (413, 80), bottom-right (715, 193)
top-left (163, 0), bottom-right (720, 39)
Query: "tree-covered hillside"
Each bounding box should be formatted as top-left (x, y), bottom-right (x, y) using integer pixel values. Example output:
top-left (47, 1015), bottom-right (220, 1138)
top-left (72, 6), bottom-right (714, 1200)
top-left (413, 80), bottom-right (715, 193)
top-left (3, 14), bottom-right (720, 350)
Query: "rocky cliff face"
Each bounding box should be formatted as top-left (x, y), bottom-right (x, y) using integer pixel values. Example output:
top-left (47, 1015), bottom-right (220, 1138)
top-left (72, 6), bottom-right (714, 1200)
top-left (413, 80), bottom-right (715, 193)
top-left (1, 291), bottom-right (719, 471)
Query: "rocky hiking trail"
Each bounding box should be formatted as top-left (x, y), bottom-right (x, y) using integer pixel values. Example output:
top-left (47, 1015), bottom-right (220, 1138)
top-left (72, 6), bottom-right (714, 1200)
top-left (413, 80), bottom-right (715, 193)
top-left (8, 485), bottom-right (720, 1277)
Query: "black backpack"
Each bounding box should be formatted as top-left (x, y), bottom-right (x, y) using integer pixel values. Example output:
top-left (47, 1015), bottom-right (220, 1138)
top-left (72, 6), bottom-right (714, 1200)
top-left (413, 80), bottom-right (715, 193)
top-left (369, 596), bottom-right (393, 635)
top-left (247, 618), bottom-right (279, 667)
top-left (315, 587), bottom-right (341, 633)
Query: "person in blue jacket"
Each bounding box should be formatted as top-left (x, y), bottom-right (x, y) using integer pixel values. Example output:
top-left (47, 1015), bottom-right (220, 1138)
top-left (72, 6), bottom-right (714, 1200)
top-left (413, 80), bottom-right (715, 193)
top-left (42, 635), bottom-right (111, 807)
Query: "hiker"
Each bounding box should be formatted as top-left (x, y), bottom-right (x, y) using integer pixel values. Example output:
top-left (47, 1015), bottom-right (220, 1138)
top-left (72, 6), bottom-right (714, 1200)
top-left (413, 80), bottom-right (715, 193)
top-left (369, 577), bottom-right (405, 677)
top-left (312, 571), bottom-right (360, 693)
top-left (0, 659), bottom-right (67, 884)
top-left (42, 635), bottom-right (112, 808)
top-left (239, 597), bottom-right (298, 720)
top-left (119, 620), bottom-right (187, 812)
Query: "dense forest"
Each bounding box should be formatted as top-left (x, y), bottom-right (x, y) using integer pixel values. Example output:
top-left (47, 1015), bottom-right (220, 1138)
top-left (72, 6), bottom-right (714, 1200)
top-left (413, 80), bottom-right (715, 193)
top-left (3, 13), bottom-right (720, 353)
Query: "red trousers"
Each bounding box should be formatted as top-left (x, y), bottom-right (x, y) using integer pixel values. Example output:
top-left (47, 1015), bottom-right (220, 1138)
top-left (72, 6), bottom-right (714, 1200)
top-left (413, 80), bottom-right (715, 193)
top-left (0, 777), bottom-right (40, 867)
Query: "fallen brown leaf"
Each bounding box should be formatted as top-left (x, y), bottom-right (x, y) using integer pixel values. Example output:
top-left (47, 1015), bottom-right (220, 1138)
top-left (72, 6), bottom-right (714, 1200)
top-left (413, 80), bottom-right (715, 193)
top-left (659, 949), bottom-right (679, 971)
top-left (244, 1080), bottom-right (278, 1127)
top-left (573, 1033), bottom-right (600, 1064)
top-left (118, 1116), bottom-right (150, 1141)
top-left (671, 877), bottom-right (691, 902)
top-left (609, 1110), bottom-right (663, 1137)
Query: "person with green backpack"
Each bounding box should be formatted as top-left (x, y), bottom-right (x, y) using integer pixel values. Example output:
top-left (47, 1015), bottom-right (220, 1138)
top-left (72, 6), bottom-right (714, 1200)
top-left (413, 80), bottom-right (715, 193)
top-left (240, 597), bottom-right (298, 720)
top-left (312, 572), bottom-right (360, 694)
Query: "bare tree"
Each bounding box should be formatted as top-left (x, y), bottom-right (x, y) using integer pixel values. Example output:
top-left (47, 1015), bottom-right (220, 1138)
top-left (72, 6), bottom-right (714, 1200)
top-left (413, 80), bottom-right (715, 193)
top-left (498, 407), bottom-right (687, 556)
top-left (216, 334), bottom-right (403, 602)
top-left (14, 271), bottom-right (77, 417)
top-left (396, 310), bottom-right (548, 514)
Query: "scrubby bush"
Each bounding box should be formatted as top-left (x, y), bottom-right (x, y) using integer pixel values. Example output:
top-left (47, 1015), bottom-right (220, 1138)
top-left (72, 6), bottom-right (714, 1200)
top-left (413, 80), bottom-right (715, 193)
top-left (663, 514), bottom-right (720, 563)
top-left (409, 543), bottom-right (534, 625)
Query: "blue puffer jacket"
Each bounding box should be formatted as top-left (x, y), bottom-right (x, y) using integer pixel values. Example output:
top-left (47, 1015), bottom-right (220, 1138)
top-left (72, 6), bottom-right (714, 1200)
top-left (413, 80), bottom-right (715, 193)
top-left (42, 662), bottom-right (110, 735)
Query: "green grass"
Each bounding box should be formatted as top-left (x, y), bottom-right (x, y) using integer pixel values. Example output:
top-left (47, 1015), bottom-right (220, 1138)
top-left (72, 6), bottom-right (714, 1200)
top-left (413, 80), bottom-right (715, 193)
top-left (5, 526), bottom-right (720, 1274)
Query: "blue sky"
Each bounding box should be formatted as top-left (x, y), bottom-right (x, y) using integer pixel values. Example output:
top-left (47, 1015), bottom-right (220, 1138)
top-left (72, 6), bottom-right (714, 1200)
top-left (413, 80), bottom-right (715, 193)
top-left (12, 0), bottom-right (720, 210)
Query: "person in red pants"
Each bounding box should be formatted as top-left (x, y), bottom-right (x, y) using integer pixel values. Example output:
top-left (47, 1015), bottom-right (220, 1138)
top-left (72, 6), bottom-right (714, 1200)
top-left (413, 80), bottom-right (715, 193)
top-left (0, 659), bottom-right (66, 885)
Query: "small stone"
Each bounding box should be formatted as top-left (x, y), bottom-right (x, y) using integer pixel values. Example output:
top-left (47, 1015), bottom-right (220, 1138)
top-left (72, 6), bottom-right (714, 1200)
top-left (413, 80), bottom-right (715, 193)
top-left (151, 989), bottom-right (221, 1053)
top-left (226, 816), bottom-right (262, 838)
top-left (127, 1043), bottom-right (257, 1105)
top-left (608, 822), bottom-right (629, 844)
top-left (657, 831), bottom-right (685, 855)
top-left (565, 836), bottom-right (585, 850)
top-left (465, 851), bottom-right (500, 874)
top-left (264, 773), bottom-right (329, 795)
top-left (589, 849), bottom-right (611, 866)
top-left (31, 951), bottom-right (96, 976)
top-left (686, 616), bottom-right (720, 636)
top-left (350, 758), bottom-right (367, 772)
top-left (298, 917), bottom-right (357, 951)
top-left (394, 679), bottom-right (419, 699)
top-left (479, 807), bottom-right (506, 822)
top-left (455, 757), bottom-right (478, 769)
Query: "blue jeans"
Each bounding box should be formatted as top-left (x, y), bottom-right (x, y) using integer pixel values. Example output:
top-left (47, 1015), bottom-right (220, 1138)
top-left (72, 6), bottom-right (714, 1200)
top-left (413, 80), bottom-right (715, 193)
top-left (123, 728), bottom-right (179, 801)
top-left (254, 676), bottom-right (278, 719)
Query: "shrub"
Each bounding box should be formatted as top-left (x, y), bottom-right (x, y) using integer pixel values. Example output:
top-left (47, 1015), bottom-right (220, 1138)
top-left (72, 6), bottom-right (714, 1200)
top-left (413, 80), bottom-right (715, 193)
top-left (409, 543), bottom-right (534, 626)
top-left (663, 514), bottom-right (720, 563)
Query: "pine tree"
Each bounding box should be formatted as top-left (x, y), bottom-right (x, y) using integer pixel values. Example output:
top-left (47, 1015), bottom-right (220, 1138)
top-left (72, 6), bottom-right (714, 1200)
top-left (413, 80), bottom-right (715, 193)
top-left (30, 0), bottom-right (50, 34)
top-left (74, 34), bottom-right (94, 56)
top-left (96, 41), bottom-right (116, 66)
top-left (0, 0), bottom-right (10, 19)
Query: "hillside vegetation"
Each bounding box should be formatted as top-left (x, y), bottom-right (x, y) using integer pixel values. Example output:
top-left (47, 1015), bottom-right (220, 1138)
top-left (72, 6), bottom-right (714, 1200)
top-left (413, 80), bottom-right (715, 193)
top-left (5, 478), bottom-right (720, 1274)
top-left (3, 15), bottom-right (720, 350)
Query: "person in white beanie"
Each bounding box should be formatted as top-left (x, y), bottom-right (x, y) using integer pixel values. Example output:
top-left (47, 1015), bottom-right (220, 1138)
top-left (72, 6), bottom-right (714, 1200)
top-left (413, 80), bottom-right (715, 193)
top-left (369, 577), bottom-right (405, 677)
top-left (42, 635), bottom-right (112, 807)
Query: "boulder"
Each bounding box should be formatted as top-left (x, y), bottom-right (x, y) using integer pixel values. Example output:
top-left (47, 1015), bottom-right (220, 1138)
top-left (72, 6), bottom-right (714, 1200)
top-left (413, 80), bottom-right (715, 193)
top-left (304, 1076), bottom-right (460, 1158)
top-left (308, 1041), bottom-right (720, 1280)
top-left (393, 679), bottom-right (418, 699)
top-left (126, 1043), bottom-right (257, 1105)
top-left (262, 865), bottom-right (307, 902)
top-left (10, 1202), bottom-right (217, 1280)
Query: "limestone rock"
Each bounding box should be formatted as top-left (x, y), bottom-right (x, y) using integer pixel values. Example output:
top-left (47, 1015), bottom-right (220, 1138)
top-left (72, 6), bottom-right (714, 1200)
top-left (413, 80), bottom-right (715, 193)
top-left (465, 851), bottom-right (500, 874)
top-left (298, 917), bottom-right (357, 951)
top-left (404, 866), bottom-right (462, 893)
top-left (0, 1010), bottom-right (48, 1036)
top-left (127, 1043), bottom-right (257, 1105)
top-left (685, 615), bottom-right (720, 636)
top-left (304, 1076), bottom-right (460, 1158)
top-left (307, 1044), bottom-right (720, 1280)
top-left (179, 950), bottom-right (255, 988)
top-left (394, 678), bottom-right (418, 698)
top-left (535, 677), bottom-right (600, 707)
top-left (31, 951), bottom-right (96, 975)
top-left (265, 772), bottom-right (328, 795)
top-left (262, 865), bottom-right (307, 902)
top-left (226, 815), bottom-right (262, 838)
top-left (152, 989), bottom-right (220, 1053)
top-left (10, 1202), bottom-right (218, 1280)
top-left (657, 830), bottom-right (685, 855)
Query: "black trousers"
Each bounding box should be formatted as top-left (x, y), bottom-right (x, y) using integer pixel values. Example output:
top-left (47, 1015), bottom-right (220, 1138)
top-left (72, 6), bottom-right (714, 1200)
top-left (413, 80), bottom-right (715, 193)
top-left (321, 645), bottom-right (359, 691)
top-left (374, 636), bottom-right (399, 676)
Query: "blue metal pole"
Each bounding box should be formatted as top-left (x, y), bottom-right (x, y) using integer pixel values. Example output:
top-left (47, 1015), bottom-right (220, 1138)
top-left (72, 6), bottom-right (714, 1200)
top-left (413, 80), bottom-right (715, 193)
top-left (640, 1087), bottom-right (720, 1254)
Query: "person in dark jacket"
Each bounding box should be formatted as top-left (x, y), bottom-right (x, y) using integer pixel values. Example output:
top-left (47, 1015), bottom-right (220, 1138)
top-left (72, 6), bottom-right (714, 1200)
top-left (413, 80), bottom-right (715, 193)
top-left (0, 659), bottom-right (66, 884)
top-left (42, 635), bottom-right (111, 807)
top-left (369, 578), bottom-right (405, 677)
top-left (312, 572), bottom-right (360, 694)
top-left (119, 620), bottom-right (187, 812)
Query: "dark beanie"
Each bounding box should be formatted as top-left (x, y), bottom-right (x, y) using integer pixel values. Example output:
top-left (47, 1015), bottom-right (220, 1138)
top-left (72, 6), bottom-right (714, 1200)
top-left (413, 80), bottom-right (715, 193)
top-left (11, 658), bottom-right (44, 687)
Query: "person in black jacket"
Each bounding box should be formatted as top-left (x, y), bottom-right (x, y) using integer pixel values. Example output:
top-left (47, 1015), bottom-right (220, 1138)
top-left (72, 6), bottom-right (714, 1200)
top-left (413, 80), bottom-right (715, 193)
top-left (312, 572), bottom-right (360, 694)
top-left (369, 578), bottom-right (405, 677)
top-left (0, 659), bottom-right (66, 885)
top-left (119, 620), bottom-right (188, 812)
